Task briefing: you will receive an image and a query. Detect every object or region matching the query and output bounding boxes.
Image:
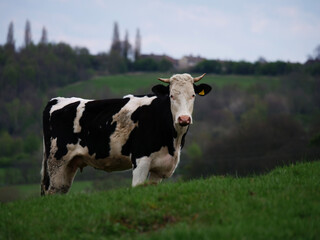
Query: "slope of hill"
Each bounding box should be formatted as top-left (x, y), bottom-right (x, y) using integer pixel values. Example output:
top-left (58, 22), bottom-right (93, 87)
top-left (56, 73), bottom-right (279, 97)
top-left (1, 161), bottom-right (319, 240)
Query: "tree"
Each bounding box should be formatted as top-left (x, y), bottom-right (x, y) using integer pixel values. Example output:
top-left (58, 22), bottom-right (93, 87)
top-left (159, 58), bottom-right (173, 71)
top-left (134, 28), bottom-right (141, 61)
top-left (133, 58), bottom-right (158, 71)
top-left (110, 22), bottom-right (121, 53)
top-left (6, 21), bottom-right (15, 49)
top-left (193, 60), bottom-right (222, 74)
top-left (256, 56), bottom-right (267, 64)
top-left (24, 20), bottom-right (32, 47)
top-left (40, 27), bottom-right (48, 45)
top-left (313, 45), bottom-right (320, 60)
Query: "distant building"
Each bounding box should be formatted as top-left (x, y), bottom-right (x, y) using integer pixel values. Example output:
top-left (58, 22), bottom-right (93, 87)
top-left (178, 55), bottom-right (206, 70)
top-left (139, 53), bottom-right (206, 70)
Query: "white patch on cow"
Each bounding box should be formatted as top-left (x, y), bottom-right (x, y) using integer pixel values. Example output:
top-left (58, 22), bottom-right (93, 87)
top-left (49, 97), bottom-right (87, 116)
top-left (73, 99), bottom-right (91, 133)
top-left (123, 94), bottom-right (134, 99)
top-left (62, 139), bottom-right (93, 161)
top-left (109, 96), bottom-right (156, 156)
top-left (49, 137), bottom-right (58, 160)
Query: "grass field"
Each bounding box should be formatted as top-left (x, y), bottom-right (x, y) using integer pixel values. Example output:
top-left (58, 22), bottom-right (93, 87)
top-left (57, 73), bottom-right (279, 97)
top-left (1, 161), bottom-right (319, 240)
top-left (0, 181), bottom-right (92, 202)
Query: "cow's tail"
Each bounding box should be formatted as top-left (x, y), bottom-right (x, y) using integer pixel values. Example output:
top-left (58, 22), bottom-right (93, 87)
top-left (41, 101), bottom-right (54, 196)
top-left (40, 138), bottom-right (50, 196)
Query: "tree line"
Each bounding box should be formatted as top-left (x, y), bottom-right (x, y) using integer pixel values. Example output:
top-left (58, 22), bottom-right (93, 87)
top-left (192, 57), bottom-right (320, 76)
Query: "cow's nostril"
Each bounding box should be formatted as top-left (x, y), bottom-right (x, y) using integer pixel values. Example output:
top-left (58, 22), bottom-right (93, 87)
top-left (178, 115), bottom-right (191, 126)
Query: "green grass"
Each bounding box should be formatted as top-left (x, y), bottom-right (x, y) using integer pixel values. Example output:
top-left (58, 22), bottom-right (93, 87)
top-left (0, 181), bottom-right (92, 202)
top-left (1, 161), bottom-right (319, 239)
top-left (17, 180), bottom-right (92, 195)
top-left (57, 73), bottom-right (279, 97)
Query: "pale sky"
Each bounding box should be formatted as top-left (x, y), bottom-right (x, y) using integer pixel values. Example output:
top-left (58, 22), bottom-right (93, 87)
top-left (1, 0), bottom-right (320, 63)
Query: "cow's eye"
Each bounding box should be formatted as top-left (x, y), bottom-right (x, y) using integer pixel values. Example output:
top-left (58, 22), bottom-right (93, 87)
top-left (170, 95), bottom-right (174, 99)
top-left (192, 94), bottom-right (196, 98)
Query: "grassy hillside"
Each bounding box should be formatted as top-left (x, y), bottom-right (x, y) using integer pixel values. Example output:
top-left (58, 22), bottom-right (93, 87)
top-left (0, 181), bottom-right (93, 202)
top-left (56, 73), bottom-right (279, 97)
top-left (1, 161), bottom-right (319, 240)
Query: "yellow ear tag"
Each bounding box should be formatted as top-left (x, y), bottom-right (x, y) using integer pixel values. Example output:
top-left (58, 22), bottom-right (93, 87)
top-left (199, 89), bottom-right (205, 96)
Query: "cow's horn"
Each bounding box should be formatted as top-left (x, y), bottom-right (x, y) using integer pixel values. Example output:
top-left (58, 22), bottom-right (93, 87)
top-left (193, 73), bottom-right (206, 82)
top-left (158, 78), bottom-right (170, 83)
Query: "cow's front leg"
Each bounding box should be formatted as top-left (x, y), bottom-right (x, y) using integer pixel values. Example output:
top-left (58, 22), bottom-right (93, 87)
top-left (132, 157), bottom-right (150, 187)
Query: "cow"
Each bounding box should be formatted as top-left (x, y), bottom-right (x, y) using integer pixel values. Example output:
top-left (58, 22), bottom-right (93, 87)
top-left (41, 73), bottom-right (211, 195)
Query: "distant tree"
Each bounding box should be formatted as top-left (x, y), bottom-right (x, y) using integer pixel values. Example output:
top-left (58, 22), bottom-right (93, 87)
top-left (313, 45), bottom-right (320, 60)
top-left (110, 22), bottom-right (121, 53)
top-left (6, 22), bottom-right (15, 49)
top-left (305, 45), bottom-right (320, 75)
top-left (24, 20), bottom-right (32, 47)
top-left (159, 58), bottom-right (173, 71)
top-left (256, 56), bottom-right (267, 64)
top-left (307, 45), bottom-right (320, 61)
top-left (108, 50), bottom-right (128, 74)
top-left (233, 61), bottom-right (255, 75)
top-left (193, 60), bottom-right (222, 74)
top-left (134, 28), bottom-right (141, 61)
top-left (133, 58), bottom-right (158, 71)
top-left (40, 27), bottom-right (48, 45)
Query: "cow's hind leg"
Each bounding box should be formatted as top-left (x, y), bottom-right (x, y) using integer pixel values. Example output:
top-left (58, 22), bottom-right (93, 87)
top-left (148, 172), bottom-right (163, 184)
top-left (44, 157), bottom-right (80, 195)
top-left (41, 153), bottom-right (50, 196)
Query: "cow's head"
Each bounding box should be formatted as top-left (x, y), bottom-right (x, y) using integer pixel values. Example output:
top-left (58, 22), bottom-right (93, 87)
top-left (152, 73), bottom-right (211, 128)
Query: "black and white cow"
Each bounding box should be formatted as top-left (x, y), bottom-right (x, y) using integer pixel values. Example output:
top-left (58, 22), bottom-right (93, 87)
top-left (41, 73), bottom-right (211, 195)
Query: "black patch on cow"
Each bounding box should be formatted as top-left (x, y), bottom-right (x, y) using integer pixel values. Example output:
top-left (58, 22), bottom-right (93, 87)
top-left (49, 101), bottom-right (81, 159)
top-left (130, 94), bottom-right (155, 98)
top-left (181, 128), bottom-right (189, 149)
top-left (43, 99), bottom-right (58, 159)
top-left (78, 98), bottom-right (130, 159)
top-left (122, 96), bottom-right (177, 167)
top-left (152, 84), bottom-right (169, 96)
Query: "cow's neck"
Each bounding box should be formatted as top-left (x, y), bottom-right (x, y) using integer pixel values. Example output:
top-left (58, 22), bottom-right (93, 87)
top-left (165, 125), bottom-right (188, 176)
top-left (173, 125), bottom-right (188, 150)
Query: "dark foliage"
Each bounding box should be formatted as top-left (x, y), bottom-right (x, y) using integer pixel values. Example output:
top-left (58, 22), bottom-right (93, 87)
top-left (133, 58), bottom-right (173, 72)
top-left (183, 73), bottom-right (320, 179)
top-left (192, 59), bottom-right (319, 76)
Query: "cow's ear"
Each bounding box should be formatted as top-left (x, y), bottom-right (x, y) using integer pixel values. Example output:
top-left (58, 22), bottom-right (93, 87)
top-left (152, 84), bottom-right (169, 96)
top-left (194, 84), bottom-right (212, 96)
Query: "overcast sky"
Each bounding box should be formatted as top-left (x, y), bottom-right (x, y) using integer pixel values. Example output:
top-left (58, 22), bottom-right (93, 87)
top-left (1, 0), bottom-right (320, 63)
